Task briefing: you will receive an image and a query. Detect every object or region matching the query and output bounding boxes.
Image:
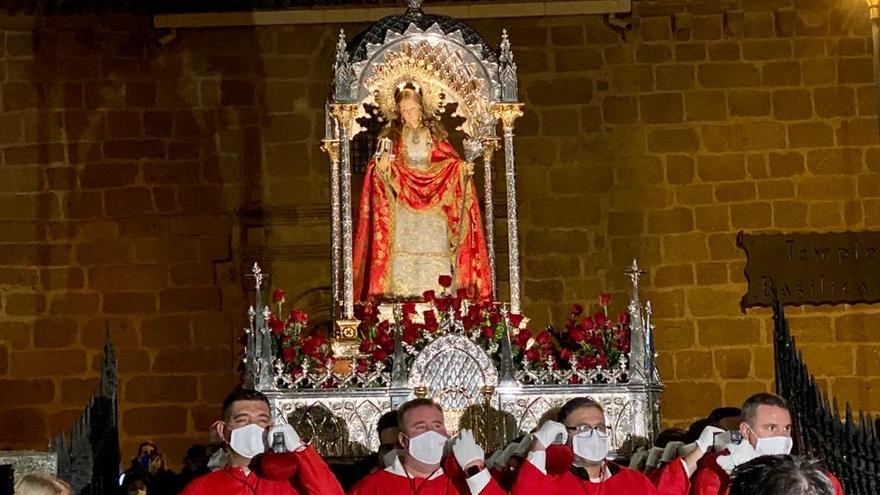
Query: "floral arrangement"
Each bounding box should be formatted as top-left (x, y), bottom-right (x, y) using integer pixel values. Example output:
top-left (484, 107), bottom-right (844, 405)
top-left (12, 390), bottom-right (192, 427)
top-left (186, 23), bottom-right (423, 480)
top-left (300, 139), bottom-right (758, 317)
top-left (255, 277), bottom-right (632, 388)
top-left (266, 288), bottom-right (336, 387)
top-left (515, 293), bottom-right (631, 384)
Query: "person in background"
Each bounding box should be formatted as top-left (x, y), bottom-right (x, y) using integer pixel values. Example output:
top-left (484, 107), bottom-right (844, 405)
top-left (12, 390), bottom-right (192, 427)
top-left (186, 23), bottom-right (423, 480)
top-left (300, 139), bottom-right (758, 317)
top-left (14, 474), bottom-right (71, 495)
top-left (729, 455), bottom-right (834, 495)
top-left (120, 441), bottom-right (177, 494)
top-left (175, 444), bottom-right (212, 491)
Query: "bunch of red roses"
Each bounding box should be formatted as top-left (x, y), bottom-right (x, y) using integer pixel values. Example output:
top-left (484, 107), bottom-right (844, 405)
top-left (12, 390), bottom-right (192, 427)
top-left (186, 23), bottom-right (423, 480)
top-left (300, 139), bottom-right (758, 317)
top-left (267, 289), bottom-right (335, 385)
top-left (517, 293), bottom-right (632, 382)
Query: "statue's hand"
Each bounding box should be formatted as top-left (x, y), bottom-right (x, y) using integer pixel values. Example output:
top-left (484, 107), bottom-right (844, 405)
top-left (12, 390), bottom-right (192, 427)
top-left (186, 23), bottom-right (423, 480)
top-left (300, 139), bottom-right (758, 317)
top-left (464, 161), bottom-right (475, 177)
top-left (377, 153), bottom-right (392, 174)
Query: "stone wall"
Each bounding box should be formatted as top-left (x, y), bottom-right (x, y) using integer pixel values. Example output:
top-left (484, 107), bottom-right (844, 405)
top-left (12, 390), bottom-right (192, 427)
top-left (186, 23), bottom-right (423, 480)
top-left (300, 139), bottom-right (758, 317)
top-left (0, 0), bottom-right (879, 466)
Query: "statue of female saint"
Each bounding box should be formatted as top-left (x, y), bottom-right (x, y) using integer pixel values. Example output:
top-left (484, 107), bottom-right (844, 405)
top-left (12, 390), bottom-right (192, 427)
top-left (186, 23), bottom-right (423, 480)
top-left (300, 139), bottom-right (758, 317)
top-left (353, 86), bottom-right (493, 302)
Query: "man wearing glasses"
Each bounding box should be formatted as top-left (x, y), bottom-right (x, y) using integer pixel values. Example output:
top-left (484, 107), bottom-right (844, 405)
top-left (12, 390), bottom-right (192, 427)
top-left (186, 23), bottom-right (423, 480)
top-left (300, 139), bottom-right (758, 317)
top-left (511, 396), bottom-right (658, 494)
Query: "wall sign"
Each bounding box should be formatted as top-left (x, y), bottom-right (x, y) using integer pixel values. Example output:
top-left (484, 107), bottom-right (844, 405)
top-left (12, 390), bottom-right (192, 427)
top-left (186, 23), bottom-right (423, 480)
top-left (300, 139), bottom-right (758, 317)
top-left (737, 231), bottom-right (880, 309)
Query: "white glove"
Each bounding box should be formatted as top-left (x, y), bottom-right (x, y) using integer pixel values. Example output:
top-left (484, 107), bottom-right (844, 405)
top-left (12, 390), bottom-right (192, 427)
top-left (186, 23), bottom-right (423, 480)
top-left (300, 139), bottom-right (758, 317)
top-left (452, 429), bottom-right (485, 468)
top-left (268, 423), bottom-right (303, 452)
top-left (645, 446), bottom-right (664, 468)
top-left (628, 448), bottom-right (648, 470)
top-left (513, 435), bottom-right (533, 457)
top-left (716, 440), bottom-right (757, 474)
top-left (488, 442), bottom-right (518, 469)
top-left (696, 426), bottom-right (725, 454)
top-left (660, 441), bottom-right (685, 463)
top-left (533, 420), bottom-right (567, 449)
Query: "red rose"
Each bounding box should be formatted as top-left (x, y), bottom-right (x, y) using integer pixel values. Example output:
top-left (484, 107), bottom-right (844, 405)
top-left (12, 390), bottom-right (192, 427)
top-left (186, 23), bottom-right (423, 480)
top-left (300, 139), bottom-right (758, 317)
top-left (582, 317), bottom-right (595, 330)
top-left (282, 347), bottom-right (296, 363)
top-left (588, 332), bottom-right (604, 349)
top-left (377, 320), bottom-right (390, 334)
top-left (423, 290), bottom-right (436, 301)
top-left (311, 334), bottom-right (326, 348)
top-left (481, 326), bottom-right (495, 339)
top-left (593, 312), bottom-right (608, 326)
top-left (359, 339), bottom-right (373, 353)
top-left (569, 329), bottom-right (586, 343)
top-left (403, 326), bottom-right (419, 345)
top-left (291, 366), bottom-right (304, 379)
top-left (525, 348), bottom-right (541, 362)
top-left (536, 330), bottom-right (552, 346)
top-left (578, 355), bottom-right (597, 369)
top-left (371, 348), bottom-right (388, 362)
top-left (618, 312), bottom-right (631, 325)
top-left (290, 309), bottom-right (308, 325)
top-left (508, 313), bottom-right (524, 328)
top-left (356, 359), bottom-right (369, 374)
top-left (423, 311), bottom-right (439, 331)
top-left (301, 338), bottom-right (318, 358)
top-left (515, 329), bottom-right (532, 347)
top-left (268, 315), bottom-right (284, 335)
top-left (571, 304), bottom-right (584, 316)
top-left (559, 348), bottom-right (573, 362)
top-left (598, 293), bottom-right (612, 308)
top-left (272, 288), bottom-right (286, 304)
top-left (403, 303), bottom-right (417, 317)
top-left (439, 275), bottom-right (453, 288)
top-left (596, 353), bottom-right (609, 367)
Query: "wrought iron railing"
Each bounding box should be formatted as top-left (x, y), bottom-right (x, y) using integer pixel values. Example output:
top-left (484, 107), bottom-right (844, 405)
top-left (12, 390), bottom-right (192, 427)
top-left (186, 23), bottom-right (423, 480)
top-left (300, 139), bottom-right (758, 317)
top-left (772, 299), bottom-right (880, 495)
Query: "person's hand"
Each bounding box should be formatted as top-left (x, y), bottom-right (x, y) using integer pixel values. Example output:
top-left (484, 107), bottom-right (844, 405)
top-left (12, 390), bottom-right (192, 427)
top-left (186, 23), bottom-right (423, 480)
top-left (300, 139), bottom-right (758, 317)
top-left (268, 423), bottom-right (304, 452)
top-left (452, 429), bottom-right (485, 469)
top-left (696, 426), bottom-right (725, 454)
top-left (532, 420), bottom-right (567, 450)
top-left (148, 453), bottom-right (165, 474)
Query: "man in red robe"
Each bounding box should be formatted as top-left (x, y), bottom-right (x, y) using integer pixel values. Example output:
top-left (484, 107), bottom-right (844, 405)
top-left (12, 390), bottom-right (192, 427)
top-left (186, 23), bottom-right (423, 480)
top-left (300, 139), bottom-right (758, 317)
top-left (511, 396), bottom-right (659, 495)
top-left (180, 389), bottom-right (344, 495)
top-left (348, 398), bottom-right (505, 495)
top-left (353, 87), bottom-right (492, 302)
top-left (688, 392), bottom-right (844, 495)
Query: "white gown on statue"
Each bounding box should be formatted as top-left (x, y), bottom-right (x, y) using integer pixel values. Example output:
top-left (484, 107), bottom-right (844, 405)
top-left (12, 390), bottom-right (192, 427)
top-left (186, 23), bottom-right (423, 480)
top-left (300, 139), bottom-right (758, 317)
top-left (389, 126), bottom-right (453, 297)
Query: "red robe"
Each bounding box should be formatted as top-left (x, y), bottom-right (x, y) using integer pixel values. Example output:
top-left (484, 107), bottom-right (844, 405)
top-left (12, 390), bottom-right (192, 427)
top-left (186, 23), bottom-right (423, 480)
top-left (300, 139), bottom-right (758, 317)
top-left (649, 459), bottom-right (690, 495)
top-left (511, 457), bottom-right (658, 495)
top-left (690, 451), bottom-right (845, 495)
top-left (352, 136), bottom-right (493, 302)
top-left (180, 446), bottom-right (343, 495)
top-left (349, 457), bottom-right (505, 495)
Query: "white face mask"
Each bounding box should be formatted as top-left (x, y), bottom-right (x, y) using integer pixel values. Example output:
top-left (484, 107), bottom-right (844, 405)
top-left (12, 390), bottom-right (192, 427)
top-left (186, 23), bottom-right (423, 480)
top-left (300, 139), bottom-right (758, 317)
top-left (406, 431), bottom-right (447, 465)
top-left (382, 448), bottom-right (400, 468)
top-left (229, 423), bottom-right (267, 459)
top-left (572, 433), bottom-right (608, 462)
top-left (754, 435), bottom-right (793, 456)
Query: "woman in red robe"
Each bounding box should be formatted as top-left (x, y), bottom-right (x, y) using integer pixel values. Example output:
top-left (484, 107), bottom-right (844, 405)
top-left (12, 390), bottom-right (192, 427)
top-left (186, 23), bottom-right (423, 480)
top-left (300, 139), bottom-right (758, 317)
top-left (352, 87), bottom-right (493, 302)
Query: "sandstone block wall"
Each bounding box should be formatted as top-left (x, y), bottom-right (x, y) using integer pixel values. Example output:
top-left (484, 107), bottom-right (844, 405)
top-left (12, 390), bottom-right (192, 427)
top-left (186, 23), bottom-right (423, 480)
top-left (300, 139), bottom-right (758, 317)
top-left (0, 0), bottom-right (878, 466)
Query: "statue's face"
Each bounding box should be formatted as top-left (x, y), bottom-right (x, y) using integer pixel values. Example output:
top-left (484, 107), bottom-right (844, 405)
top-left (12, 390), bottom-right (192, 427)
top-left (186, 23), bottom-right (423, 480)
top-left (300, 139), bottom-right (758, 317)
top-left (399, 98), bottom-right (422, 129)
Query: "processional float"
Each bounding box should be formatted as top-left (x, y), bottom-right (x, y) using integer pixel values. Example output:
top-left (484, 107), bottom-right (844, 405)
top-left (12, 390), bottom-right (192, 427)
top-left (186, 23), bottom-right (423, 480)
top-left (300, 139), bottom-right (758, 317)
top-left (242, 0), bottom-right (662, 458)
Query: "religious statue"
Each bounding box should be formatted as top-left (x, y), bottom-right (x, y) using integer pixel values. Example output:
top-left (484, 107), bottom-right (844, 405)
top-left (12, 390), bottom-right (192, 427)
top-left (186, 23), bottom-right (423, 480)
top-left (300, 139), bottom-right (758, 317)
top-left (352, 85), bottom-right (493, 302)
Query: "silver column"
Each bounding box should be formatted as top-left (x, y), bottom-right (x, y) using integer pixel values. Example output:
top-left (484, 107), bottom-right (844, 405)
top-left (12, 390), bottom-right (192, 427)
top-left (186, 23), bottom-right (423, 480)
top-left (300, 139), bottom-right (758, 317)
top-left (492, 104), bottom-right (524, 314)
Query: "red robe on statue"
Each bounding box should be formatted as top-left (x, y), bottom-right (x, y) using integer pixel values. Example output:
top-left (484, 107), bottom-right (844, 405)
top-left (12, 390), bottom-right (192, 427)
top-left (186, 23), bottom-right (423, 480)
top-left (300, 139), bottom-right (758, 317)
top-left (352, 137), bottom-right (493, 302)
top-left (511, 457), bottom-right (658, 495)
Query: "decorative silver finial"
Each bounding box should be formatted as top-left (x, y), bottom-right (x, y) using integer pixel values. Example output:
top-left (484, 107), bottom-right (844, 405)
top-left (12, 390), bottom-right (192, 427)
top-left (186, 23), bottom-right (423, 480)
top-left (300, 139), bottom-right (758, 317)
top-left (462, 137), bottom-right (483, 162)
top-left (499, 30), bottom-right (518, 102)
top-left (333, 29), bottom-right (356, 103)
top-left (500, 30), bottom-right (514, 65)
top-left (406, 0), bottom-right (423, 12)
top-left (625, 259), bottom-right (646, 287)
top-left (248, 262), bottom-right (265, 289)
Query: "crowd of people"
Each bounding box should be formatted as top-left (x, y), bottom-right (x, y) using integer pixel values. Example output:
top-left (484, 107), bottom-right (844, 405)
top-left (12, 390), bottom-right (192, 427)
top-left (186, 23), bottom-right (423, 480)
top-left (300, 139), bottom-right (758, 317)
top-left (15, 389), bottom-right (843, 495)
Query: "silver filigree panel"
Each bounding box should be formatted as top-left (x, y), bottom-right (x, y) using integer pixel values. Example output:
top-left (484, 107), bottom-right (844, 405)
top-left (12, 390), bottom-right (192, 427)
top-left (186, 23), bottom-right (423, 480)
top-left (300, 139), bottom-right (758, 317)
top-left (409, 334), bottom-right (498, 410)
